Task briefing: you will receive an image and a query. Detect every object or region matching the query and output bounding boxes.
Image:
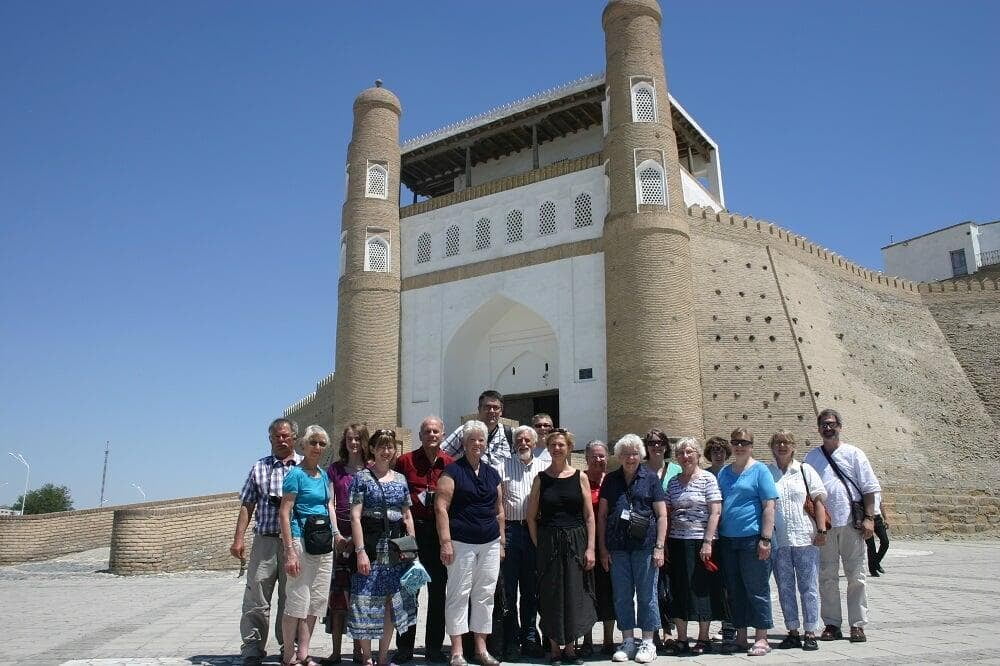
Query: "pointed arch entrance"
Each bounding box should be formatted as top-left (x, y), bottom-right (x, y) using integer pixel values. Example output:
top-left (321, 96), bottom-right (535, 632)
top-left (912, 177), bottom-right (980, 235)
top-left (442, 295), bottom-right (559, 429)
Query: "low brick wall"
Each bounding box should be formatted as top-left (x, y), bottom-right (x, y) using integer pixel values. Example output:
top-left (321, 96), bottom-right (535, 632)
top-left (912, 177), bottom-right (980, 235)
top-left (109, 493), bottom-right (244, 575)
top-left (0, 493), bottom-right (236, 565)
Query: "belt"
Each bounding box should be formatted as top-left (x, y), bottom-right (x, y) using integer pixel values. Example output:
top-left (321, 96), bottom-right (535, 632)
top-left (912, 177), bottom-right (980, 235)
top-left (506, 519), bottom-right (528, 526)
top-left (257, 532), bottom-right (280, 538)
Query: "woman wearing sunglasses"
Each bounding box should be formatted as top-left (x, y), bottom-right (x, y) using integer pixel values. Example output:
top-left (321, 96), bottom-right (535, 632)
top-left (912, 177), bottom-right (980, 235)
top-left (716, 428), bottom-right (778, 657)
top-left (643, 429), bottom-right (681, 649)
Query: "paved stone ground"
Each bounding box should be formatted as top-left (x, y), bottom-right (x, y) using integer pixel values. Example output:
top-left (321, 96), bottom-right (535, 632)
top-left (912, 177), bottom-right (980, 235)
top-left (3, 540), bottom-right (999, 666)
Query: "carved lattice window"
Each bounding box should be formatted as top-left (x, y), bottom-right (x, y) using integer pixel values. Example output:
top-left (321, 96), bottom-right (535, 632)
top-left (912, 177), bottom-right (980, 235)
top-left (539, 201), bottom-right (557, 236)
top-left (506, 210), bottom-right (523, 243)
top-left (475, 218), bottom-right (492, 250)
top-left (445, 225), bottom-right (460, 257)
top-left (416, 232), bottom-right (431, 264)
top-left (573, 193), bottom-right (593, 228)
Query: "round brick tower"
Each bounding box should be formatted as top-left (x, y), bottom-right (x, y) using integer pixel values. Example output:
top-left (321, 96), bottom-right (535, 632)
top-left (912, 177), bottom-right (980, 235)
top-left (332, 82), bottom-right (402, 433)
top-left (601, 0), bottom-right (704, 439)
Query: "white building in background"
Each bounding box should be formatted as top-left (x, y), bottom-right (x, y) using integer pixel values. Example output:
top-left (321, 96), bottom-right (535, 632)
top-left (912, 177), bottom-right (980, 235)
top-left (882, 220), bottom-right (1000, 282)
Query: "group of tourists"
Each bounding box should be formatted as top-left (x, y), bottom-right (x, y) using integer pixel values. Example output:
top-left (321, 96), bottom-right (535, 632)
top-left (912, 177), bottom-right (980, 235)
top-left (231, 391), bottom-right (885, 666)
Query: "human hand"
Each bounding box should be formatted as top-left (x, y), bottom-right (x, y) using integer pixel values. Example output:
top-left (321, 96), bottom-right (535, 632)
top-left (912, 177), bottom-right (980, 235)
top-left (757, 540), bottom-right (772, 561)
top-left (440, 541), bottom-right (455, 566)
top-left (357, 550), bottom-right (371, 576)
top-left (813, 532), bottom-right (827, 547)
top-left (652, 549), bottom-right (665, 568)
top-left (229, 540), bottom-right (245, 560)
top-left (584, 548), bottom-right (596, 571)
top-left (499, 543), bottom-right (506, 561)
top-left (862, 518), bottom-right (875, 540)
top-left (699, 542), bottom-right (712, 561)
top-left (600, 550), bottom-right (611, 572)
top-left (285, 551), bottom-right (301, 577)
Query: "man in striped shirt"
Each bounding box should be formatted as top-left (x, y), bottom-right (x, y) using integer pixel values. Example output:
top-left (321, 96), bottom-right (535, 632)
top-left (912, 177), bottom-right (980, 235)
top-left (499, 425), bottom-right (549, 659)
top-left (230, 418), bottom-right (303, 665)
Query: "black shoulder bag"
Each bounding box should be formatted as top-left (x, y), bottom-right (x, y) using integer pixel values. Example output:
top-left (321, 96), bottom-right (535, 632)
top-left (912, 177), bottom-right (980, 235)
top-left (820, 446), bottom-right (866, 531)
top-left (300, 476), bottom-right (334, 555)
top-left (623, 473), bottom-right (651, 542)
top-left (367, 470), bottom-right (418, 566)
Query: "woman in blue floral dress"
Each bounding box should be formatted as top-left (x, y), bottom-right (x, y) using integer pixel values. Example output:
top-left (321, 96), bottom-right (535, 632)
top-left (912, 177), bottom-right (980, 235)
top-left (348, 429), bottom-right (417, 666)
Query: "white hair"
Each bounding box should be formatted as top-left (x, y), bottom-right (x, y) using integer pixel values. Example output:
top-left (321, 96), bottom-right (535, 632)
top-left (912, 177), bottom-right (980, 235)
top-left (512, 425), bottom-right (537, 446)
top-left (672, 436), bottom-right (700, 458)
top-left (301, 424), bottom-right (329, 445)
top-left (462, 419), bottom-right (488, 442)
top-left (585, 439), bottom-right (608, 456)
top-left (614, 433), bottom-right (646, 459)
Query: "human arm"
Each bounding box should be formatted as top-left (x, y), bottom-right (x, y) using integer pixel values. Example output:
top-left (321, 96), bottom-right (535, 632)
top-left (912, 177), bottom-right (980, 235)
top-left (402, 504), bottom-right (415, 538)
top-left (861, 493), bottom-right (876, 540)
top-left (758, 498), bottom-right (775, 560)
top-left (230, 502), bottom-right (254, 559)
top-left (496, 482), bottom-right (506, 560)
top-left (703, 501), bottom-right (721, 560)
top-left (597, 498), bottom-right (610, 572)
top-left (351, 500), bottom-right (370, 576)
top-left (435, 473), bottom-right (455, 565)
top-left (812, 496), bottom-right (828, 546)
top-left (652, 500), bottom-right (667, 567)
top-left (526, 476), bottom-right (541, 547)
top-left (329, 482), bottom-right (347, 551)
top-left (279, 492), bottom-right (300, 576)
top-left (580, 473), bottom-right (596, 570)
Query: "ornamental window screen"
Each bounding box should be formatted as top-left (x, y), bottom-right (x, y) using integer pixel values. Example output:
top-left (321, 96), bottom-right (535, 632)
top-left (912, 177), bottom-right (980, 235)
top-left (573, 193), bottom-right (593, 228)
top-left (365, 162), bottom-right (388, 199)
top-left (637, 160), bottom-right (666, 206)
top-left (475, 218), bottom-right (492, 250)
top-left (416, 232), bottom-right (431, 264)
top-left (364, 236), bottom-right (390, 272)
top-left (506, 209), bottom-right (524, 243)
top-left (445, 225), bottom-right (460, 257)
top-left (539, 201), bottom-right (557, 235)
top-left (631, 81), bottom-right (656, 123)
top-left (339, 240), bottom-right (347, 277)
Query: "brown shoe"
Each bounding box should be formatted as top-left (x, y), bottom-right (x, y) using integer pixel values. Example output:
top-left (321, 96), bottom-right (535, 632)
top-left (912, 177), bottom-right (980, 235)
top-left (820, 625), bottom-right (843, 641)
top-left (849, 627), bottom-right (867, 643)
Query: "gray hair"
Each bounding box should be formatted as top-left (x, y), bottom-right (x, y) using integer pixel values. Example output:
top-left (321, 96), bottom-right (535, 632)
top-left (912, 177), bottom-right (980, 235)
top-left (301, 424), bottom-right (330, 445)
top-left (419, 415), bottom-right (444, 433)
top-left (672, 436), bottom-right (700, 458)
top-left (511, 425), bottom-right (538, 446)
top-left (462, 419), bottom-right (488, 442)
top-left (817, 408), bottom-right (843, 426)
top-left (269, 418), bottom-right (299, 437)
top-left (585, 439), bottom-right (608, 456)
top-left (613, 433), bottom-right (646, 460)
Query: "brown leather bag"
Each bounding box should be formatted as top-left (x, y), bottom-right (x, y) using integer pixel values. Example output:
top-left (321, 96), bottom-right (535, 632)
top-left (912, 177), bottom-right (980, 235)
top-left (802, 464), bottom-right (832, 531)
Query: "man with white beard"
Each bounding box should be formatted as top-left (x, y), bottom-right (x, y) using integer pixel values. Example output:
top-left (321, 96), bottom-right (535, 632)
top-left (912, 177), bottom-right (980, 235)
top-left (498, 425), bottom-right (549, 659)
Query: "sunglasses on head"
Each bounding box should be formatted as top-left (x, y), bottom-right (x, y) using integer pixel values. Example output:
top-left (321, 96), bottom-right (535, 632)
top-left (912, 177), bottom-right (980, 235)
top-left (372, 428), bottom-right (397, 438)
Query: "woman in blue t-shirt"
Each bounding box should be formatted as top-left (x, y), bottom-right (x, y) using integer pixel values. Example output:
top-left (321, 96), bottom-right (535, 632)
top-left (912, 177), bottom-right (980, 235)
top-left (279, 425), bottom-right (343, 666)
top-left (716, 427), bottom-right (778, 657)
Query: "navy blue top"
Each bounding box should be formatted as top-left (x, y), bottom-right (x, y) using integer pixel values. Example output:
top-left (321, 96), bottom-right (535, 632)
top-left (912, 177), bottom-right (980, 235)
top-left (445, 457), bottom-right (501, 544)
top-left (599, 464), bottom-right (666, 551)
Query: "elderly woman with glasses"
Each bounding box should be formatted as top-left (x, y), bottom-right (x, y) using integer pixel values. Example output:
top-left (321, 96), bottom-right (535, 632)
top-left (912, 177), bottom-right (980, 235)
top-left (436, 420), bottom-right (505, 666)
top-left (579, 440), bottom-right (616, 656)
top-left (716, 428), bottom-right (779, 657)
top-left (347, 429), bottom-right (417, 666)
top-left (597, 434), bottom-right (668, 665)
top-left (279, 425), bottom-right (345, 666)
top-left (643, 428), bottom-right (681, 648)
top-left (767, 430), bottom-right (828, 651)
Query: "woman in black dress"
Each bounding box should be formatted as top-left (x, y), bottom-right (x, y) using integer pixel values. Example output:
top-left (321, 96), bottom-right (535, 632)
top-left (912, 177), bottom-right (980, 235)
top-left (527, 429), bottom-right (597, 665)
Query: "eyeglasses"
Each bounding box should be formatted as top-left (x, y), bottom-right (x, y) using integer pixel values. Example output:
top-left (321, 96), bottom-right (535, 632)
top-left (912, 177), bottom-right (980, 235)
top-left (731, 439), bottom-right (753, 447)
top-left (372, 428), bottom-right (397, 438)
top-left (272, 433), bottom-right (294, 441)
top-left (306, 440), bottom-right (328, 447)
top-left (533, 423), bottom-right (553, 430)
top-left (819, 421), bottom-right (839, 428)
top-left (644, 439), bottom-right (667, 446)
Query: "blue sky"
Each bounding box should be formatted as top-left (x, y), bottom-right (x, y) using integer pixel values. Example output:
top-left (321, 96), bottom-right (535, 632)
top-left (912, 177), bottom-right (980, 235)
top-left (1, 1), bottom-right (997, 508)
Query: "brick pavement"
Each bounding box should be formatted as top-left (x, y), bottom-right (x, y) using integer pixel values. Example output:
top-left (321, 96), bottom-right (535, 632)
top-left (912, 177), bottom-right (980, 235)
top-left (2, 540), bottom-right (998, 666)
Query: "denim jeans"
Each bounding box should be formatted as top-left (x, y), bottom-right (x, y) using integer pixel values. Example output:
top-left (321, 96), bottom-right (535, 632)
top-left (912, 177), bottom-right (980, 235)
top-left (502, 522), bottom-right (539, 643)
top-left (718, 536), bottom-right (773, 629)
top-left (610, 550), bottom-right (660, 632)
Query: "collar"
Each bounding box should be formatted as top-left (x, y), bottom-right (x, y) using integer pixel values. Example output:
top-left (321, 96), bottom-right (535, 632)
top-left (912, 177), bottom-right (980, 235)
top-left (418, 447), bottom-right (446, 467)
top-left (269, 453), bottom-right (302, 467)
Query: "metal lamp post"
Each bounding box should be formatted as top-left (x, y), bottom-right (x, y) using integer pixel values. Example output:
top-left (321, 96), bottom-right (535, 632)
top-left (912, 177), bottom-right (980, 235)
top-left (7, 452), bottom-right (29, 516)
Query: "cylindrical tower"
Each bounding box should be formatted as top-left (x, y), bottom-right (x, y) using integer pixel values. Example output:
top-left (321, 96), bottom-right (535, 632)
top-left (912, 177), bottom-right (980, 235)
top-left (332, 82), bottom-right (402, 434)
top-left (601, 0), bottom-right (704, 439)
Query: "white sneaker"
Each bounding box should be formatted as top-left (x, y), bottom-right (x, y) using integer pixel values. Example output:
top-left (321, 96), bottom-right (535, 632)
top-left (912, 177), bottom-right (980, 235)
top-left (612, 638), bottom-right (636, 662)
top-left (634, 640), bottom-right (657, 664)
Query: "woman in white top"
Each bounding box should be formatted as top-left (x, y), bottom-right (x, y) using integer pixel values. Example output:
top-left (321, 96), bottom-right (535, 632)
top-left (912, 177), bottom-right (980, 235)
top-left (767, 430), bottom-right (828, 652)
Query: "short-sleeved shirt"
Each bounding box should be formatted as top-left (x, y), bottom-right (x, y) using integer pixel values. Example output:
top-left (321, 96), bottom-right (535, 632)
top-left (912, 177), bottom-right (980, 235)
top-left (803, 442), bottom-right (881, 528)
top-left (441, 423), bottom-right (512, 469)
top-left (395, 448), bottom-right (454, 521)
top-left (718, 461), bottom-right (779, 538)
top-left (768, 460), bottom-right (827, 548)
top-left (282, 466), bottom-right (331, 539)
top-left (500, 454), bottom-right (548, 521)
top-left (239, 452), bottom-right (304, 536)
top-left (661, 462), bottom-right (683, 489)
top-left (445, 457), bottom-right (501, 544)
top-left (327, 461), bottom-right (364, 534)
top-left (599, 465), bottom-right (666, 551)
top-left (665, 471), bottom-right (722, 540)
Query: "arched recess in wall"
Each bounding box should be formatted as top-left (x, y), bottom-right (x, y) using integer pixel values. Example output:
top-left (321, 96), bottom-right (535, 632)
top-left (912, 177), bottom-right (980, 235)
top-left (441, 294), bottom-right (558, 429)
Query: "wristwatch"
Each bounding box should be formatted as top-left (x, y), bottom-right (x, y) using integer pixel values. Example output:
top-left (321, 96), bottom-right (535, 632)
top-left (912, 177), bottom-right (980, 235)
top-left (355, 546), bottom-right (366, 554)
top-left (864, 515), bottom-right (875, 520)
top-left (759, 536), bottom-right (772, 544)
top-left (653, 543), bottom-right (664, 550)
top-left (816, 529), bottom-right (828, 535)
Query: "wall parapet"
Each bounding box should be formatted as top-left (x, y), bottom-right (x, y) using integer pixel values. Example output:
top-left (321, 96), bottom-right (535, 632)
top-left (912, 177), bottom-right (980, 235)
top-left (400, 152), bottom-right (602, 219)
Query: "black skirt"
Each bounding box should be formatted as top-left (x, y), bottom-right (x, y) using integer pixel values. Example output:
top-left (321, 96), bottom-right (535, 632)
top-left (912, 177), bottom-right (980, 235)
top-left (667, 538), bottom-right (727, 622)
top-left (536, 523), bottom-right (598, 644)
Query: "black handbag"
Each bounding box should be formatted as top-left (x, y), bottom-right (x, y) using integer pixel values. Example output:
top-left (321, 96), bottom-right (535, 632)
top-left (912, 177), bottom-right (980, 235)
top-left (389, 534), bottom-right (419, 566)
top-left (366, 470), bottom-right (414, 566)
top-left (623, 473), bottom-right (652, 542)
top-left (820, 446), bottom-right (867, 530)
top-left (302, 514), bottom-right (334, 555)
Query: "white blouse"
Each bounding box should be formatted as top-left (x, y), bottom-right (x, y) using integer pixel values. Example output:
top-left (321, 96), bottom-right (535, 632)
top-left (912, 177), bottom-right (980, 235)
top-left (768, 460), bottom-right (827, 549)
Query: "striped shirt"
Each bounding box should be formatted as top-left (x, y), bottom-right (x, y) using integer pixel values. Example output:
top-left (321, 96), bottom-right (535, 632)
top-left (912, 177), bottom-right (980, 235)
top-left (238, 452), bottom-right (303, 536)
top-left (500, 454), bottom-right (548, 521)
top-left (441, 423), bottom-right (512, 470)
top-left (665, 471), bottom-right (722, 540)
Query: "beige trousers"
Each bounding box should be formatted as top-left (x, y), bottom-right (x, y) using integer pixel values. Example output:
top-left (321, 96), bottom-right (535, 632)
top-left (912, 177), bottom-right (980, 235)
top-left (240, 535), bottom-right (288, 657)
top-left (818, 525), bottom-right (868, 628)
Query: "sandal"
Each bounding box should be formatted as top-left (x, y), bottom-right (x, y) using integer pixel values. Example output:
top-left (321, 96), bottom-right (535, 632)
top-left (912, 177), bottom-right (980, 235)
top-left (802, 635), bottom-right (819, 651)
top-left (777, 633), bottom-right (802, 649)
top-left (748, 640), bottom-right (771, 657)
top-left (301, 658), bottom-right (322, 666)
top-left (664, 640), bottom-right (689, 656)
top-left (690, 641), bottom-right (709, 655)
top-left (849, 627), bottom-right (867, 643)
top-left (820, 625), bottom-right (842, 641)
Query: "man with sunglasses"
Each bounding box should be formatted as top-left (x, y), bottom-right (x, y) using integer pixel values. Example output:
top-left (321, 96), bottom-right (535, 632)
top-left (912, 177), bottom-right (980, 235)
top-left (803, 409), bottom-right (881, 644)
top-left (231, 418), bottom-right (304, 665)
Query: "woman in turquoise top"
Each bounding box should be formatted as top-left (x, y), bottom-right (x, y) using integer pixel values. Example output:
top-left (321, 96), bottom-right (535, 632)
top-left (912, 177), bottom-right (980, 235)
top-left (280, 425), bottom-right (343, 666)
top-left (643, 429), bottom-right (682, 648)
top-left (716, 427), bottom-right (778, 657)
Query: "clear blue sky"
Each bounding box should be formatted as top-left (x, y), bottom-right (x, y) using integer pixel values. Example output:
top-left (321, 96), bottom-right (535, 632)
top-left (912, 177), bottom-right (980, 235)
top-left (1, 1), bottom-right (997, 508)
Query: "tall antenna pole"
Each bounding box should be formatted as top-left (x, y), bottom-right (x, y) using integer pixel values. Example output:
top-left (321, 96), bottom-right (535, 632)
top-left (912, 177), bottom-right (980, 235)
top-left (99, 441), bottom-right (110, 507)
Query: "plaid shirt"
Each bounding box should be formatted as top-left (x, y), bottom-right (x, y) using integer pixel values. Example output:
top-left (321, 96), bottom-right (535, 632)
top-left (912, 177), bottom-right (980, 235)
top-left (239, 452), bottom-right (303, 536)
top-left (441, 423), bottom-right (512, 470)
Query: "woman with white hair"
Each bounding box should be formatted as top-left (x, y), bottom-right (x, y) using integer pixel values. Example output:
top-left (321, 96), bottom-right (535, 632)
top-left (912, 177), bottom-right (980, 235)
top-left (279, 425), bottom-right (344, 666)
top-left (596, 434), bottom-right (668, 665)
top-left (435, 420), bottom-right (505, 666)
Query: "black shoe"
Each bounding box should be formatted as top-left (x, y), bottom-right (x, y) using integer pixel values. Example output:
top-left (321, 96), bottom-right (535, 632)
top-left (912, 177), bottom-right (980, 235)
top-left (802, 636), bottom-right (819, 651)
top-left (425, 652), bottom-right (447, 664)
top-left (502, 645), bottom-right (520, 662)
top-left (576, 642), bottom-right (593, 658)
top-left (521, 640), bottom-right (544, 659)
top-left (777, 634), bottom-right (802, 649)
top-left (561, 649), bottom-right (584, 666)
top-left (820, 625), bottom-right (843, 641)
top-left (877, 565), bottom-right (885, 573)
top-left (393, 650), bottom-right (413, 664)
top-left (869, 570), bottom-right (880, 577)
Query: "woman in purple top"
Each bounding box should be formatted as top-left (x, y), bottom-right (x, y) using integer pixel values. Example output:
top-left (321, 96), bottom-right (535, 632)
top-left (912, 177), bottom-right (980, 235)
top-left (324, 423), bottom-right (370, 663)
